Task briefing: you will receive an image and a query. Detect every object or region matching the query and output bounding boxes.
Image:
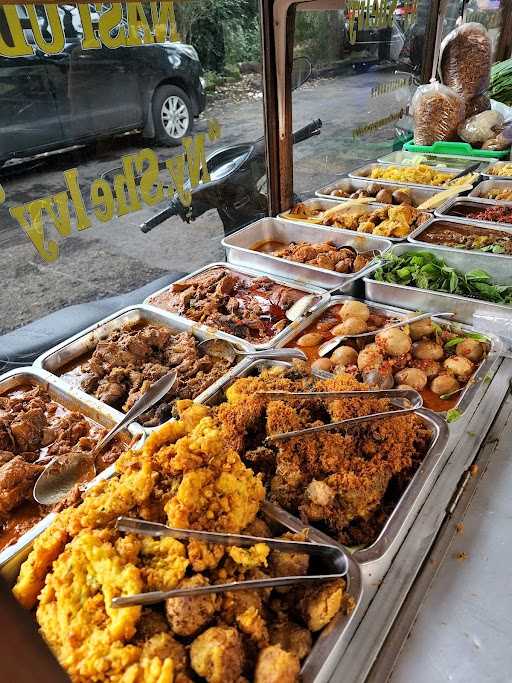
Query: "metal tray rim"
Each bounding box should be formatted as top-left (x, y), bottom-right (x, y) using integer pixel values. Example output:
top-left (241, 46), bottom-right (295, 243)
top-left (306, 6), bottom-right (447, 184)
top-left (143, 262), bottom-right (330, 351)
top-left (469, 178), bottom-right (512, 205)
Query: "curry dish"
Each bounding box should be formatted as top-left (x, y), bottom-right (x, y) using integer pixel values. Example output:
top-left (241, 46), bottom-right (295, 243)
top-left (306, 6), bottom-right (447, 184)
top-left (59, 322), bottom-right (235, 426)
top-left (148, 267), bottom-right (311, 344)
top-left (0, 384), bottom-right (125, 551)
top-left (213, 367), bottom-right (432, 546)
top-left (14, 401), bottom-right (353, 683)
top-left (253, 239), bottom-right (373, 273)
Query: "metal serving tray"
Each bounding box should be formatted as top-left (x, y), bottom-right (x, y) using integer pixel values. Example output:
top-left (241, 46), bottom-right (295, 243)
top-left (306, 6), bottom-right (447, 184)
top-left (0, 491), bottom-right (363, 683)
top-left (0, 367), bottom-right (142, 580)
top-left (222, 217), bottom-right (391, 291)
top-left (315, 176), bottom-right (439, 207)
top-left (35, 305), bottom-right (251, 425)
top-left (279, 197), bottom-right (426, 242)
top-left (144, 262), bottom-right (329, 351)
top-left (434, 195), bottom-right (512, 232)
top-left (203, 358), bottom-right (449, 568)
top-left (348, 162), bottom-right (463, 190)
top-left (469, 178), bottom-right (512, 204)
top-left (482, 160), bottom-right (512, 179)
top-left (275, 295), bottom-right (503, 418)
top-left (262, 501), bottom-right (363, 683)
top-left (364, 243), bottom-right (512, 325)
top-left (377, 150), bottom-right (495, 170)
top-left (408, 216), bottom-right (512, 255)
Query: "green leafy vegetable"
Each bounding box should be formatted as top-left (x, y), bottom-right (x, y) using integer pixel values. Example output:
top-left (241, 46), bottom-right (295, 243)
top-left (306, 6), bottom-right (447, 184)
top-left (447, 408), bottom-right (462, 423)
top-left (373, 251), bottom-right (512, 305)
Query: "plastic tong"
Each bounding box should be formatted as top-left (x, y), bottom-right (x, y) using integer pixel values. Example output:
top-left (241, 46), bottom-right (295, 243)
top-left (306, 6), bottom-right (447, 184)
top-left (111, 516), bottom-right (348, 608)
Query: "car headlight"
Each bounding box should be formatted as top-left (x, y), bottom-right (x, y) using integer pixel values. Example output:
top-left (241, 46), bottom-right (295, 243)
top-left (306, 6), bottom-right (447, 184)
top-left (178, 44), bottom-right (199, 61)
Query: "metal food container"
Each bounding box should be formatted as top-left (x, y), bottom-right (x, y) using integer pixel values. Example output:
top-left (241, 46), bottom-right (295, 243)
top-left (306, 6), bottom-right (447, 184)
top-left (469, 179), bottom-right (512, 204)
top-left (203, 358), bottom-right (449, 569)
top-left (434, 195), bottom-right (512, 232)
top-left (348, 162), bottom-right (462, 190)
top-left (364, 243), bottom-right (512, 325)
top-left (407, 216), bottom-right (512, 255)
top-left (144, 262), bottom-right (329, 351)
top-left (34, 305), bottom-right (251, 423)
top-left (377, 150), bottom-right (494, 170)
top-left (279, 197), bottom-right (427, 242)
top-left (0, 367), bottom-right (142, 581)
top-left (481, 160), bottom-right (512, 179)
top-left (0, 504), bottom-right (363, 683)
top-left (275, 295), bottom-right (503, 418)
top-left (315, 176), bottom-right (440, 207)
top-left (221, 217), bottom-right (391, 291)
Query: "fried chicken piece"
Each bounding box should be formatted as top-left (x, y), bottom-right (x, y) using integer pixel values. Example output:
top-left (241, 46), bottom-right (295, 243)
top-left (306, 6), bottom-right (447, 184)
top-left (134, 608), bottom-right (169, 642)
top-left (269, 620), bottom-right (312, 660)
top-left (187, 540), bottom-right (225, 572)
top-left (141, 632), bottom-right (188, 671)
top-left (270, 531), bottom-right (309, 580)
top-left (165, 575), bottom-right (218, 636)
top-left (254, 645), bottom-right (300, 683)
top-left (228, 543), bottom-right (269, 570)
top-left (298, 579), bottom-right (345, 631)
top-left (140, 536), bottom-right (189, 591)
top-left (190, 626), bottom-right (243, 683)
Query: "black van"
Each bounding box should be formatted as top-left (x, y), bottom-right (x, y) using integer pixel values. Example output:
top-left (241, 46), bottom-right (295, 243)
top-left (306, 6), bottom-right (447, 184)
top-left (0, 5), bottom-right (206, 164)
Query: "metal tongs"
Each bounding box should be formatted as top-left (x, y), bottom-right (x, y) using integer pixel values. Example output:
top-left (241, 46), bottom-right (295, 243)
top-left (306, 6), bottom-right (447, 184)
top-left (111, 516), bottom-right (348, 608)
top-left (257, 388), bottom-right (423, 442)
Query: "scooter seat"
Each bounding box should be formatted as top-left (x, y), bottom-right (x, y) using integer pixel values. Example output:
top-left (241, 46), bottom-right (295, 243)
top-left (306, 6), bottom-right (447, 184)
top-left (0, 273), bottom-right (185, 371)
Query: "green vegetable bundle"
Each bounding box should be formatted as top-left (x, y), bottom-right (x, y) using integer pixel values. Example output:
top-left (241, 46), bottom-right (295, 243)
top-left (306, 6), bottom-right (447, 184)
top-left (374, 250), bottom-right (512, 304)
top-left (490, 59), bottom-right (512, 107)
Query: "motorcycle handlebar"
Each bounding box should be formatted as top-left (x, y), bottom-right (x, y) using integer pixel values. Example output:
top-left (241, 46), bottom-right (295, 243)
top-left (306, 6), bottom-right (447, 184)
top-left (292, 119), bottom-right (323, 145)
top-left (140, 201), bottom-right (180, 233)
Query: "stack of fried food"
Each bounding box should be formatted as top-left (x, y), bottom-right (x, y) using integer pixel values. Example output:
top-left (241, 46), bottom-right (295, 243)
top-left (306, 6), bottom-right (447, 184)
top-left (14, 401), bottom-right (353, 683)
top-left (214, 368), bottom-right (432, 546)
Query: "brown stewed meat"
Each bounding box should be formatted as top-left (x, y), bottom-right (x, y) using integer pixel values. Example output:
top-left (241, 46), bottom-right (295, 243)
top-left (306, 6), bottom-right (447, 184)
top-left (62, 323), bottom-right (236, 426)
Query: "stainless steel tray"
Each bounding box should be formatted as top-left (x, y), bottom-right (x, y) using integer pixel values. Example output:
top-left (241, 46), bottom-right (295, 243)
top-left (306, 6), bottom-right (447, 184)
top-left (203, 358), bottom-right (449, 567)
top-left (315, 176), bottom-right (439, 207)
top-left (275, 295), bottom-right (503, 418)
top-left (481, 160), bottom-right (512, 179)
top-left (434, 195), bottom-right (512, 232)
top-left (279, 198), bottom-right (427, 242)
top-left (34, 305), bottom-right (251, 425)
top-left (377, 150), bottom-right (494, 170)
top-left (364, 243), bottom-right (512, 325)
top-left (222, 217), bottom-right (391, 291)
top-left (144, 262), bottom-right (329, 351)
top-left (407, 216), bottom-right (512, 256)
top-left (469, 178), bottom-right (512, 204)
top-left (0, 464), bottom-right (363, 683)
top-left (348, 162), bottom-right (462, 190)
top-left (0, 367), bottom-right (142, 580)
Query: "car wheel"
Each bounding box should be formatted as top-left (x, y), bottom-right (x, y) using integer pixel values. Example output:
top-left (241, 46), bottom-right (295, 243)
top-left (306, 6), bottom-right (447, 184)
top-left (153, 85), bottom-right (194, 146)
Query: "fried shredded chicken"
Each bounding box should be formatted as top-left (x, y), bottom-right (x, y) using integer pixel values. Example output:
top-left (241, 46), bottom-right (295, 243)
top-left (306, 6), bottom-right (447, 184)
top-left (213, 368), bottom-right (432, 546)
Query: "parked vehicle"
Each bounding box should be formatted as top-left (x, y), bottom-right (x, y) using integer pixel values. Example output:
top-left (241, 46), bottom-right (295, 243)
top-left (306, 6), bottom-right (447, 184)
top-left (0, 5), bottom-right (206, 164)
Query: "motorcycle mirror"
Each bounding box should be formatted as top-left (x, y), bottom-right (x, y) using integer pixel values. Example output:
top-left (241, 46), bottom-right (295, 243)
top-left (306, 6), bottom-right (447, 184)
top-left (291, 56), bottom-right (312, 91)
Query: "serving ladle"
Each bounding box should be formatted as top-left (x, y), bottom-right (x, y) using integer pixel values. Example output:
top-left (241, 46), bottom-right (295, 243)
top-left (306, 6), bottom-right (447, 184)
top-left (317, 311), bottom-right (455, 357)
top-left (33, 370), bottom-right (178, 507)
top-left (197, 338), bottom-right (307, 363)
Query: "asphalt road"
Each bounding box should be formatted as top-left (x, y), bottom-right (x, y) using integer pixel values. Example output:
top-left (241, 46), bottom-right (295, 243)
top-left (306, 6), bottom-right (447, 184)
top-left (0, 68), bottom-right (409, 333)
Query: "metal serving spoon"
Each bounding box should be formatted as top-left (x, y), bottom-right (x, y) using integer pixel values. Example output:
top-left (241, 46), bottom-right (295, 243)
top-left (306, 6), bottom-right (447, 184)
top-left (197, 338), bottom-right (307, 364)
top-left (33, 370), bottom-right (178, 507)
top-left (317, 311), bottom-right (455, 357)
